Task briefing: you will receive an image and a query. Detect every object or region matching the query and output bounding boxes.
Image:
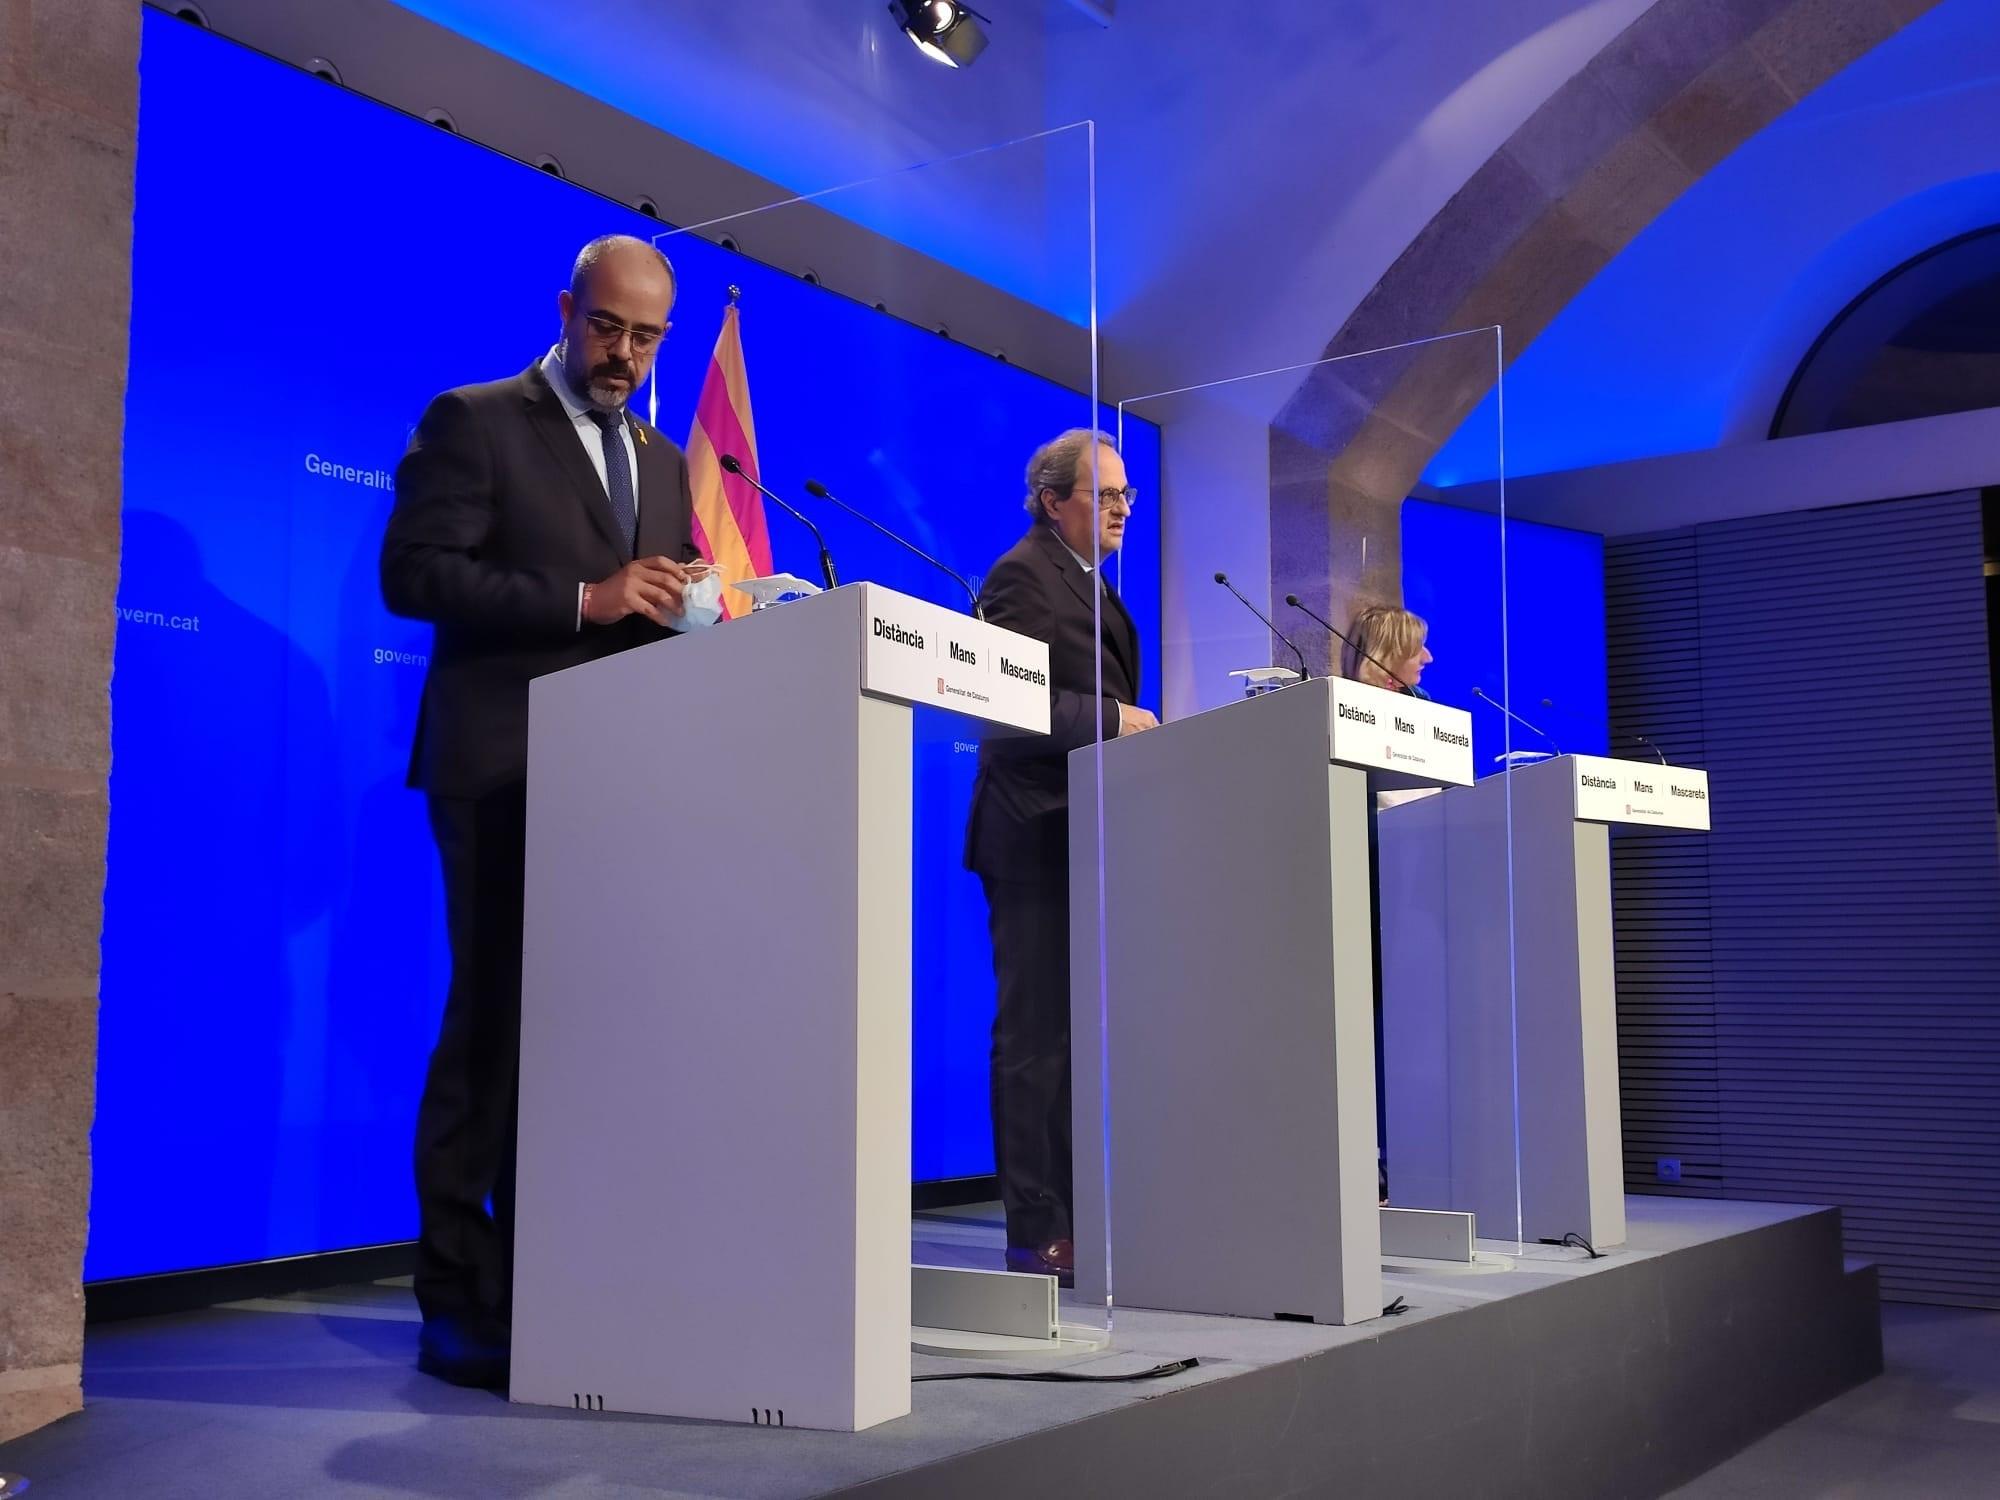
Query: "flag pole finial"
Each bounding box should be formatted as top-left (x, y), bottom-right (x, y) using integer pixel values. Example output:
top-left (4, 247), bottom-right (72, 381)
top-left (727, 284), bottom-right (741, 305)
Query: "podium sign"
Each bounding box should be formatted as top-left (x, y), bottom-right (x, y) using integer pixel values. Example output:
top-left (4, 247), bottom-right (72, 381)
top-left (1328, 676), bottom-right (1474, 786)
top-left (1569, 753), bottom-right (1711, 829)
top-left (857, 582), bottom-right (1050, 733)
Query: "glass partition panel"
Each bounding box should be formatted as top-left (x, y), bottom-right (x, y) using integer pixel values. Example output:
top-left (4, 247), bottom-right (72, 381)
top-left (648, 123), bottom-right (1119, 1341)
top-left (1116, 328), bottom-right (1526, 1301)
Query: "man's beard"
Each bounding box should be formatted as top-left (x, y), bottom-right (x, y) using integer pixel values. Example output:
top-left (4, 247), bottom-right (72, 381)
top-left (585, 364), bottom-right (633, 409)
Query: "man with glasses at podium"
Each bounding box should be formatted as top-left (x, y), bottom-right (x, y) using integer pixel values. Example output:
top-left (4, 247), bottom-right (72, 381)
top-left (965, 429), bottom-right (1155, 1282)
top-left (381, 234), bottom-right (705, 1388)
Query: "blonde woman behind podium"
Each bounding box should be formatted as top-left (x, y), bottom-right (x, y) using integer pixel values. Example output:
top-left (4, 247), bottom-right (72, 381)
top-left (1346, 603), bottom-right (1438, 817)
top-left (1344, 603), bottom-right (1432, 698)
top-left (1346, 602), bottom-right (1434, 1204)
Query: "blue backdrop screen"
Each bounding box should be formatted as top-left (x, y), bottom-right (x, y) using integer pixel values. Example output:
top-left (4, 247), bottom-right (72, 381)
top-left (1401, 498), bottom-right (1608, 767)
top-left (96, 12), bottom-right (1159, 1279)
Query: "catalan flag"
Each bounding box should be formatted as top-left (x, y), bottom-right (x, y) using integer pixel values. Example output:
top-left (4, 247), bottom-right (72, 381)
top-left (685, 290), bottom-right (773, 618)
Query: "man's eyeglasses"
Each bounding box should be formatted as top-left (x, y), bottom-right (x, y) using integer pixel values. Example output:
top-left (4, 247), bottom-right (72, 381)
top-left (1071, 484), bottom-right (1139, 512)
top-left (581, 311), bottom-right (667, 354)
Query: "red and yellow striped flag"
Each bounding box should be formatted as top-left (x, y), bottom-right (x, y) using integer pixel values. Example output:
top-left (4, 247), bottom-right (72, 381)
top-left (685, 294), bottom-right (773, 618)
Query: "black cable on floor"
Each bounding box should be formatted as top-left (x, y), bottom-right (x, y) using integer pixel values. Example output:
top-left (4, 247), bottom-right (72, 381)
top-left (1538, 1232), bottom-right (1605, 1259)
top-left (1382, 1296), bottom-right (1410, 1316)
top-left (914, 1357), bottom-right (1199, 1383)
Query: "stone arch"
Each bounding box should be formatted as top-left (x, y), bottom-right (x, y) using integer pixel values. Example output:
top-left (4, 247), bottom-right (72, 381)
top-left (1273, 0), bottom-right (1945, 666)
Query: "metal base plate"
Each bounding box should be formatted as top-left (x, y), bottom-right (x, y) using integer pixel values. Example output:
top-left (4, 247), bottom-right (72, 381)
top-left (911, 1322), bottom-right (1113, 1359)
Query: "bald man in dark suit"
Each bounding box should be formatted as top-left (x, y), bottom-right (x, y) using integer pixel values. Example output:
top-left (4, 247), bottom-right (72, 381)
top-left (381, 235), bottom-right (704, 1387)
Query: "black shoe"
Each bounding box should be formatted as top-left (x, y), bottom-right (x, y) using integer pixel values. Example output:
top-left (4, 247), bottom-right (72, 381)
top-left (417, 1316), bottom-right (511, 1390)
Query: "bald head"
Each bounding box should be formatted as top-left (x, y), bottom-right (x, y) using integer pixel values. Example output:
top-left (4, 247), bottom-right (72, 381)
top-left (557, 235), bottom-right (677, 410)
top-left (568, 234), bottom-right (675, 304)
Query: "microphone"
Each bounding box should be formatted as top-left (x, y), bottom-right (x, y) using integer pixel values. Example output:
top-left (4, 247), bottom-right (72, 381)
top-left (719, 454), bottom-right (838, 592)
top-left (1283, 594), bottom-right (1408, 692)
top-left (1628, 734), bottom-right (1668, 765)
top-left (1214, 572), bottom-right (1309, 683)
top-left (1472, 686), bottom-right (1561, 756)
top-left (803, 478), bottom-right (982, 621)
top-left (1539, 692), bottom-right (1662, 763)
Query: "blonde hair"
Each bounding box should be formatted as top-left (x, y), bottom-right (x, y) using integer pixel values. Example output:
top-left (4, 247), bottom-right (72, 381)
top-left (1345, 604), bottom-right (1428, 690)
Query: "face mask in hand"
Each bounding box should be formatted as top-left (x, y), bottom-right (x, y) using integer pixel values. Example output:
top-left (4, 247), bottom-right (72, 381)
top-left (666, 568), bottom-right (725, 632)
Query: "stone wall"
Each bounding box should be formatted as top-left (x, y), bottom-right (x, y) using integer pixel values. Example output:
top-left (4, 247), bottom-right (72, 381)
top-left (0, 0), bottom-right (139, 1446)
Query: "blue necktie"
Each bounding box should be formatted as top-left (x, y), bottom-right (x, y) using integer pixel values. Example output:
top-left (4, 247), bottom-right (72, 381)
top-left (589, 409), bottom-right (637, 557)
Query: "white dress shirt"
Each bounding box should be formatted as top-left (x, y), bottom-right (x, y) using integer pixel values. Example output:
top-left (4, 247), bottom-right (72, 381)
top-left (541, 346), bottom-right (641, 517)
top-left (542, 347), bottom-right (641, 629)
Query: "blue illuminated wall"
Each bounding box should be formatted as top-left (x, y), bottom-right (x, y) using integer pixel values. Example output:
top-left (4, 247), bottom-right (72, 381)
top-left (97, 11), bottom-right (1159, 1280)
top-left (1401, 498), bottom-right (1608, 767)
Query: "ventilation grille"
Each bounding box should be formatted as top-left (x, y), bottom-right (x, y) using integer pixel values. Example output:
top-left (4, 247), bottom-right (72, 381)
top-left (1607, 527), bottom-right (1721, 1197)
top-left (1607, 492), bottom-right (2000, 1308)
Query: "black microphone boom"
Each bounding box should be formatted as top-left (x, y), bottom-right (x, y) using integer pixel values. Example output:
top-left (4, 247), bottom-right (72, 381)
top-left (1214, 572), bottom-right (1309, 683)
top-left (1472, 686), bottom-right (1561, 756)
top-left (1283, 593), bottom-right (1407, 691)
top-left (719, 454), bottom-right (839, 592)
top-left (1629, 734), bottom-right (1668, 765)
top-left (803, 477), bottom-right (982, 621)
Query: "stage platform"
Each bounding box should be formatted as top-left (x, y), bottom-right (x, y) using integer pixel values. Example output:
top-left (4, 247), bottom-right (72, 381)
top-left (1, 1197), bottom-right (1879, 1499)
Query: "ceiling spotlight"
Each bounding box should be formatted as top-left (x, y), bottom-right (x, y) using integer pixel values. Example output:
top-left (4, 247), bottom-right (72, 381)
top-left (889, 0), bottom-right (989, 69)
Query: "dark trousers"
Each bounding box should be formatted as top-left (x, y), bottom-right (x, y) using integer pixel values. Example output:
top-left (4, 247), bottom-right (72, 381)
top-left (414, 782), bottom-right (527, 1334)
top-left (981, 872), bottom-right (1073, 1249)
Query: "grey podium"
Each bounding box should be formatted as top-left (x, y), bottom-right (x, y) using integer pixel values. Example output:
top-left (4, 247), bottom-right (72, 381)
top-left (508, 582), bottom-right (1048, 1431)
top-left (1379, 751), bottom-right (1711, 1250)
top-left (1068, 675), bottom-right (1472, 1326)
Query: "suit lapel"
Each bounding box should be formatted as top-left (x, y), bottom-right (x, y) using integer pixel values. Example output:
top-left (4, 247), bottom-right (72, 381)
top-left (1034, 524), bottom-right (1097, 614)
top-left (1032, 526), bottom-right (1139, 690)
top-left (630, 414), bottom-right (680, 562)
top-left (1102, 575), bottom-right (1141, 692)
top-left (521, 365), bottom-right (629, 563)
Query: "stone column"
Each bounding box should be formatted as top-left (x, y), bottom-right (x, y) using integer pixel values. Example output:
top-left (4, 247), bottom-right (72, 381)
top-left (0, 0), bottom-right (139, 1446)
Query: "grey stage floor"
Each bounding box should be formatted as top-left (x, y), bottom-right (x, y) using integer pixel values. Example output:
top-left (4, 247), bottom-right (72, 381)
top-left (0, 1198), bottom-right (1900, 1499)
top-left (1667, 1299), bottom-right (2000, 1499)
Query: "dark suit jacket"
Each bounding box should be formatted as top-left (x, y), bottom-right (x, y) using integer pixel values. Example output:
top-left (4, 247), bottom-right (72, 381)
top-left (381, 362), bottom-right (700, 798)
top-left (964, 524), bottom-right (1142, 881)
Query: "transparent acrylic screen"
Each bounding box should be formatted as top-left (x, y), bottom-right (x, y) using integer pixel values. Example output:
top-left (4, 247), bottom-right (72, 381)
top-left (648, 125), bottom-right (1117, 1338)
